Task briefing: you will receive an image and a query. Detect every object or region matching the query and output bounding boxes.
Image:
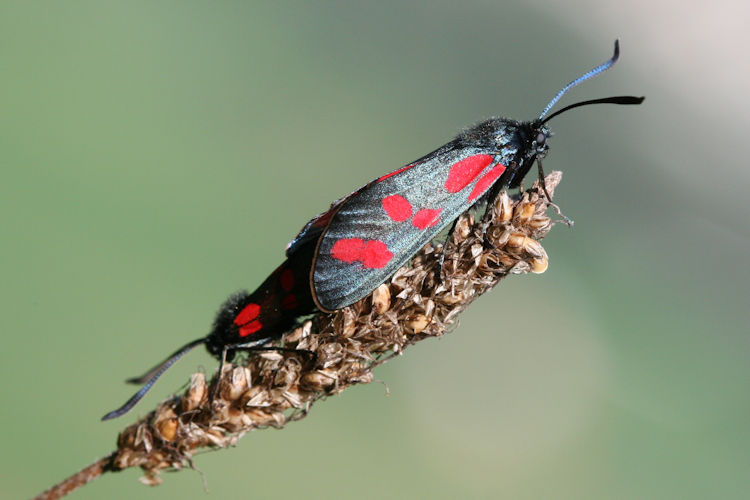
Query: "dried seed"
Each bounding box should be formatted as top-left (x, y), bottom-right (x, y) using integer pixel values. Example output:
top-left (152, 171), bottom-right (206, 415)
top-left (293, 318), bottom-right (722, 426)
top-left (487, 227), bottom-right (510, 248)
top-left (509, 261), bottom-right (530, 274)
top-left (406, 314), bottom-right (430, 334)
top-left (155, 418), bottom-right (178, 442)
top-left (183, 373), bottom-right (206, 412)
top-left (283, 320), bottom-right (312, 343)
top-left (453, 213), bottom-right (472, 242)
top-left (528, 217), bottom-right (551, 233)
top-left (273, 365), bottom-right (297, 389)
top-left (470, 243), bottom-right (483, 258)
top-left (522, 237), bottom-right (544, 257)
top-left (246, 409), bottom-right (278, 427)
top-left (372, 284), bottom-right (391, 314)
top-left (499, 255), bottom-right (517, 268)
top-left (338, 308), bottom-right (357, 338)
top-left (423, 299), bottom-right (435, 317)
top-left (515, 201), bottom-right (536, 222)
top-left (507, 233), bottom-right (526, 249)
top-left (495, 191), bottom-right (513, 222)
top-left (228, 367), bottom-right (250, 399)
top-left (300, 370), bottom-right (336, 391)
top-left (242, 385), bottom-right (266, 407)
top-left (530, 257), bottom-right (549, 273)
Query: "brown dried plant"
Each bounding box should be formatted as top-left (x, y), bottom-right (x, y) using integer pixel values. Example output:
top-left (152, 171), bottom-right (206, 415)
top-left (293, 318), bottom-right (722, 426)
top-left (34, 172), bottom-right (563, 500)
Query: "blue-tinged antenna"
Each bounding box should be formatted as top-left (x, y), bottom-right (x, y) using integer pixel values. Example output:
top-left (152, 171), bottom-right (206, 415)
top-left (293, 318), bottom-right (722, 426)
top-left (101, 337), bottom-right (205, 420)
top-left (538, 40), bottom-right (620, 120)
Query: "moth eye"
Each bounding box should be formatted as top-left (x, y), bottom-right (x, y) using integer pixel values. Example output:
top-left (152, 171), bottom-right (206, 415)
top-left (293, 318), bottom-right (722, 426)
top-left (535, 132), bottom-right (546, 145)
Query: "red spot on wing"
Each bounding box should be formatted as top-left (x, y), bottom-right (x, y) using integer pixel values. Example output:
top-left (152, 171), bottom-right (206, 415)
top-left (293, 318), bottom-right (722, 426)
top-left (280, 269), bottom-right (294, 292)
top-left (331, 238), bottom-right (365, 263)
top-left (238, 320), bottom-right (263, 337)
top-left (382, 194), bottom-right (412, 222)
top-left (378, 164), bottom-right (414, 182)
top-left (360, 240), bottom-right (393, 269)
top-left (282, 294), bottom-right (298, 310)
top-left (331, 238), bottom-right (393, 269)
top-left (444, 155), bottom-right (494, 193)
top-left (468, 164), bottom-right (506, 201)
top-left (234, 303), bottom-right (261, 325)
top-left (412, 208), bottom-right (442, 229)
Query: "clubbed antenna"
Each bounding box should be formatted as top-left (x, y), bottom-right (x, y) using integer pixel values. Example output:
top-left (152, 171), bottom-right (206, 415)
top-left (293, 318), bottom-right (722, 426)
top-left (538, 40), bottom-right (621, 120)
top-left (101, 337), bottom-right (205, 420)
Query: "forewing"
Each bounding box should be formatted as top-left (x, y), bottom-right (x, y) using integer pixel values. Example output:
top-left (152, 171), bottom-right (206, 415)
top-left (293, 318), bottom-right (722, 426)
top-left (285, 153), bottom-right (439, 256)
top-left (312, 146), bottom-right (508, 311)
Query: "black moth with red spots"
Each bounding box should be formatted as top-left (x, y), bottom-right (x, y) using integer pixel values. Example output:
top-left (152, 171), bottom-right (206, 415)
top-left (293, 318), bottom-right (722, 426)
top-left (102, 41), bottom-right (642, 420)
top-left (293, 41), bottom-right (642, 311)
top-left (205, 240), bottom-right (316, 358)
top-left (101, 239), bottom-right (318, 420)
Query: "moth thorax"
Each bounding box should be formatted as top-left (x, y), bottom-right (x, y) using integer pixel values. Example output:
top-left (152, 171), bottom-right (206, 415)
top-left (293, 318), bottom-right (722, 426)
top-left (207, 290), bottom-right (254, 350)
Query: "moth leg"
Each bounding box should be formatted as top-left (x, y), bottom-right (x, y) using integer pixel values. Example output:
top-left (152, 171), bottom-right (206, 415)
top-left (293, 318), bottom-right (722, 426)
top-left (536, 158), bottom-right (574, 227)
top-left (238, 345), bottom-right (317, 365)
top-left (209, 345), bottom-right (231, 417)
top-left (437, 218), bottom-right (460, 281)
top-left (480, 181), bottom-right (508, 246)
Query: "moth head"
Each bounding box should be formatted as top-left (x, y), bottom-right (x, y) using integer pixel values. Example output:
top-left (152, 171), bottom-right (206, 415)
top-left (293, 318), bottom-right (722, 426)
top-left (530, 122), bottom-right (552, 158)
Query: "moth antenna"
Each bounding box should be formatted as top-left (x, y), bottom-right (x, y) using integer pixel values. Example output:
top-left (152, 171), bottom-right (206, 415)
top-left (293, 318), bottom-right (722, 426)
top-left (101, 337), bottom-right (205, 420)
top-left (538, 40), bottom-right (620, 120)
top-left (541, 95), bottom-right (644, 124)
top-left (124, 337), bottom-right (206, 385)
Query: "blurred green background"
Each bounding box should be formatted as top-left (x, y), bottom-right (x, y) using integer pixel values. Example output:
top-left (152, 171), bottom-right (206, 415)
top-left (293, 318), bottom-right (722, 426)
top-left (3, 1), bottom-right (748, 499)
